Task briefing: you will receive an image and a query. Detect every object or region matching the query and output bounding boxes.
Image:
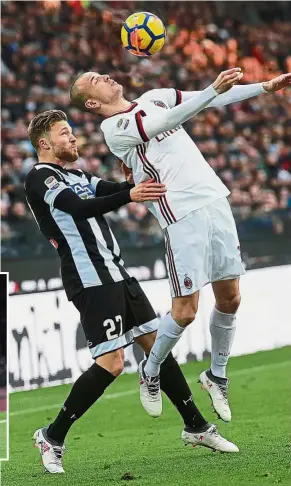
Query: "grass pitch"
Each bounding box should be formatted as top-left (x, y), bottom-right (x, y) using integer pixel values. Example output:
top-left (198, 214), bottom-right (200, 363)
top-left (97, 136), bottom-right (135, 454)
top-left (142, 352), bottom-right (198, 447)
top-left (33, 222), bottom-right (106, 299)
top-left (3, 347), bottom-right (291, 485)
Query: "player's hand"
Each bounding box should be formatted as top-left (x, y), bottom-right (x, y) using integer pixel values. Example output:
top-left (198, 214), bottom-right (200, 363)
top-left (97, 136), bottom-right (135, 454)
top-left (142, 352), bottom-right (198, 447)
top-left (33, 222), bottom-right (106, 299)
top-left (212, 68), bottom-right (243, 94)
top-left (121, 162), bottom-right (134, 184)
top-left (262, 73), bottom-right (291, 92)
top-left (130, 179), bottom-right (166, 202)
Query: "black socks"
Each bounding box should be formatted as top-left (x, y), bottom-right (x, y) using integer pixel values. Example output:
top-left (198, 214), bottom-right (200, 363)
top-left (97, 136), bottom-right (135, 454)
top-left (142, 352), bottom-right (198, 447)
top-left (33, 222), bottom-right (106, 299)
top-left (159, 353), bottom-right (208, 431)
top-left (47, 363), bottom-right (116, 443)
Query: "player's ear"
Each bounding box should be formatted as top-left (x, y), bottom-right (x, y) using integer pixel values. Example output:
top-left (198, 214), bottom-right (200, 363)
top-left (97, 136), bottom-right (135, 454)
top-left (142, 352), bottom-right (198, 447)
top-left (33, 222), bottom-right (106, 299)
top-left (85, 99), bottom-right (101, 111)
top-left (38, 137), bottom-right (50, 151)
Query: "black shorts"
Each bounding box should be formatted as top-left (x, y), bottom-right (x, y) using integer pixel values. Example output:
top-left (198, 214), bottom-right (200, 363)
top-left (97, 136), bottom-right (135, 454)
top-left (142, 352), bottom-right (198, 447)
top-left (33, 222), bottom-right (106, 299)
top-left (72, 277), bottom-right (158, 358)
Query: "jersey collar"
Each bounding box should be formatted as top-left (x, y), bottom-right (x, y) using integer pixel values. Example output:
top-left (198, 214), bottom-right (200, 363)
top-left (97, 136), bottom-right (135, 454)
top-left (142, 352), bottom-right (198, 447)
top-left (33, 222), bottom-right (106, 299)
top-left (104, 102), bottom-right (138, 119)
top-left (34, 162), bottom-right (68, 173)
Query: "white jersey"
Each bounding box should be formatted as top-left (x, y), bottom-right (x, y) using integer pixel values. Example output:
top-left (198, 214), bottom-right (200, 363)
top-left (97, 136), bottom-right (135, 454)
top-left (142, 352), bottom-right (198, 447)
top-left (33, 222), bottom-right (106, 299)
top-left (101, 84), bottom-right (265, 228)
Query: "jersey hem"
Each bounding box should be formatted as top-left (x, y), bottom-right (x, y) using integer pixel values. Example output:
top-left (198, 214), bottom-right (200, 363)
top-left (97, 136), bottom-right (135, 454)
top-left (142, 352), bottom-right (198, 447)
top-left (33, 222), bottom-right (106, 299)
top-left (160, 193), bottom-right (230, 229)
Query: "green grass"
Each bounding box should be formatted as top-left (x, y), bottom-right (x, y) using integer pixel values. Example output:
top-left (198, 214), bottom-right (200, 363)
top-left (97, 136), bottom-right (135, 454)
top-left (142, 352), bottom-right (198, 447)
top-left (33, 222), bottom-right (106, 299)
top-left (3, 347), bottom-right (291, 485)
top-left (0, 411), bottom-right (7, 460)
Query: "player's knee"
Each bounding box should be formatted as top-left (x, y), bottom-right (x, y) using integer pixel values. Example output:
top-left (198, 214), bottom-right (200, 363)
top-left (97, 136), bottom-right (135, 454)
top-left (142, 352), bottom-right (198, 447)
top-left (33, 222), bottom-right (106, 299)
top-left (111, 359), bottom-right (124, 377)
top-left (172, 304), bottom-right (197, 328)
top-left (104, 356), bottom-right (124, 377)
top-left (96, 350), bottom-right (125, 377)
top-left (216, 292), bottom-right (241, 314)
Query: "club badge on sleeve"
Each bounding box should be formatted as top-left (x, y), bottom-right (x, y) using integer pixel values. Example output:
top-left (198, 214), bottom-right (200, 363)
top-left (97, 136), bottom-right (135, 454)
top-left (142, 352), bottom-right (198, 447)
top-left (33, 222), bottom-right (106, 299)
top-left (117, 118), bottom-right (130, 130)
top-left (44, 176), bottom-right (60, 190)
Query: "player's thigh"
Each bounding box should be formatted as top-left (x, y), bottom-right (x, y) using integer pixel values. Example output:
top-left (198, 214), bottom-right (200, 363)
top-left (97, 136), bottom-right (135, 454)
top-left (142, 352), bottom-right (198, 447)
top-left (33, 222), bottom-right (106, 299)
top-left (72, 282), bottom-right (135, 361)
top-left (210, 198), bottom-right (245, 283)
top-left (96, 348), bottom-right (125, 377)
top-left (124, 277), bottom-right (160, 341)
top-left (134, 331), bottom-right (157, 355)
top-left (212, 278), bottom-right (241, 313)
top-left (164, 208), bottom-right (211, 299)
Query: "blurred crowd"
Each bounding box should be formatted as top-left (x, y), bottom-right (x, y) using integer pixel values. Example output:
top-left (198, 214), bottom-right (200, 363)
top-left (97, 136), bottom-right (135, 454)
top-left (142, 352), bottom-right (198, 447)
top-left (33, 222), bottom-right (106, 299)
top-left (2, 1), bottom-right (291, 257)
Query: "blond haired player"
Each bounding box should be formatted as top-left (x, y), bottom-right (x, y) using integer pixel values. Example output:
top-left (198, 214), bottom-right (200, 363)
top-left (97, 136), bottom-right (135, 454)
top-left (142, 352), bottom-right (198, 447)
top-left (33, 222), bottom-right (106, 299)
top-left (70, 69), bottom-right (291, 421)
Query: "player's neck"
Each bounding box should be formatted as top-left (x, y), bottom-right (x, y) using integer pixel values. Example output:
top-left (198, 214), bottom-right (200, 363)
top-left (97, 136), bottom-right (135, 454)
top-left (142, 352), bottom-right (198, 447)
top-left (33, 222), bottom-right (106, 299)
top-left (38, 156), bottom-right (68, 168)
top-left (101, 98), bottom-right (132, 118)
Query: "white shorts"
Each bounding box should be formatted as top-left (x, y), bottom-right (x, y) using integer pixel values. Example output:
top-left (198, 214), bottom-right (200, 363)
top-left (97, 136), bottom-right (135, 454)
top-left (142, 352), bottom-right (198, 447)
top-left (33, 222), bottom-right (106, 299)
top-left (164, 197), bottom-right (245, 298)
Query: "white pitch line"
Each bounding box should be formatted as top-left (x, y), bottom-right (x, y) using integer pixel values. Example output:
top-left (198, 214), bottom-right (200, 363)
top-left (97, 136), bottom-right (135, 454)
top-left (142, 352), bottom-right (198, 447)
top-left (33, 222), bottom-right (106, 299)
top-left (9, 360), bottom-right (290, 417)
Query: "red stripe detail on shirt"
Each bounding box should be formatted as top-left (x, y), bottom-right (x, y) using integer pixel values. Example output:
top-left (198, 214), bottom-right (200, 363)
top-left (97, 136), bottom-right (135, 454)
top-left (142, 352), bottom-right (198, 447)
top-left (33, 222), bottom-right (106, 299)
top-left (141, 147), bottom-right (177, 223)
top-left (104, 102), bottom-right (138, 119)
top-left (135, 111), bottom-right (149, 142)
top-left (175, 89), bottom-right (182, 106)
top-left (137, 145), bottom-right (172, 226)
top-left (140, 145), bottom-right (174, 225)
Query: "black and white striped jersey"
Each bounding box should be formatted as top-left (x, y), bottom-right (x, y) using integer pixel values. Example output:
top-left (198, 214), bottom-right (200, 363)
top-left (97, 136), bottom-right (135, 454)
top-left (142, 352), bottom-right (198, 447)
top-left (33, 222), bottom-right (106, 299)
top-left (25, 163), bottom-right (132, 300)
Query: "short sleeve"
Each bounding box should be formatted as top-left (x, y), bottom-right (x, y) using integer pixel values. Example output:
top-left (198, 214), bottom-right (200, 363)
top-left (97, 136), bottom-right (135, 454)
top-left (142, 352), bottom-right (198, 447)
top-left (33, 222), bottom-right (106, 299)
top-left (25, 167), bottom-right (70, 207)
top-left (101, 88), bottom-right (183, 152)
top-left (101, 113), bottom-right (148, 152)
top-left (145, 88), bottom-right (181, 108)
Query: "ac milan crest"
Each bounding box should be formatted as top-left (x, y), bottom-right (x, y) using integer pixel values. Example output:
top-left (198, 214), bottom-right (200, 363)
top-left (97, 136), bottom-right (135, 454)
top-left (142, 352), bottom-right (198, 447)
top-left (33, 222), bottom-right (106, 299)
top-left (184, 274), bottom-right (193, 290)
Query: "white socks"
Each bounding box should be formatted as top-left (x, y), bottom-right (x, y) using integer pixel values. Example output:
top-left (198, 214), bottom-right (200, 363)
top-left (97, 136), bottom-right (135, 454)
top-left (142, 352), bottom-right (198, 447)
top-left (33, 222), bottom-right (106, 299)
top-left (210, 307), bottom-right (237, 379)
top-left (145, 307), bottom-right (237, 379)
top-left (144, 313), bottom-right (185, 377)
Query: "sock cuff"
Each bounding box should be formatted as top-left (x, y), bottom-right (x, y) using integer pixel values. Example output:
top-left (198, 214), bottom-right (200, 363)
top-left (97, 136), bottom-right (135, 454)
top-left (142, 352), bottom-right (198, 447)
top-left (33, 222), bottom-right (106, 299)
top-left (90, 363), bottom-right (116, 385)
top-left (210, 307), bottom-right (237, 330)
top-left (214, 307), bottom-right (237, 317)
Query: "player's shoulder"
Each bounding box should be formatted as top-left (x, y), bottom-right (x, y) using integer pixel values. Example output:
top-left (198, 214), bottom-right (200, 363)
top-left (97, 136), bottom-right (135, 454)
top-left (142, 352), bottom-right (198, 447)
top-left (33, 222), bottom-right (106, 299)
top-left (138, 88), bottom-right (175, 108)
top-left (100, 112), bottom-right (136, 142)
top-left (25, 164), bottom-right (63, 189)
top-left (69, 168), bottom-right (93, 182)
top-left (68, 168), bottom-right (85, 178)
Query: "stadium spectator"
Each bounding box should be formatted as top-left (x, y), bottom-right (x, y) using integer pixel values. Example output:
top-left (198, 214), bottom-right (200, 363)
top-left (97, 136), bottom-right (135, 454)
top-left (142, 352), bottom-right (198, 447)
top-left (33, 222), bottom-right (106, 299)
top-left (1, 1), bottom-right (291, 256)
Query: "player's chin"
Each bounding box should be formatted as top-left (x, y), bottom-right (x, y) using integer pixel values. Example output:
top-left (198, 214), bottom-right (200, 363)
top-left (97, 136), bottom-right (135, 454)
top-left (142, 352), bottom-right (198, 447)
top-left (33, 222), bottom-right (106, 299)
top-left (66, 150), bottom-right (79, 163)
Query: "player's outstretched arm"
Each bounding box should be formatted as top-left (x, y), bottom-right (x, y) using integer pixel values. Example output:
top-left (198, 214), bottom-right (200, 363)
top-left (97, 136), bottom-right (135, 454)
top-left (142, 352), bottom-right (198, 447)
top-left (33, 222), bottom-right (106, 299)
top-left (25, 167), bottom-right (166, 220)
top-left (177, 73), bottom-right (291, 108)
top-left (54, 180), bottom-right (166, 217)
top-left (113, 68), bottom-right (242, 147)
top-left (94, 179), bottom-right (134, 197)
top-left (81, 169), bottom-right (134, 197)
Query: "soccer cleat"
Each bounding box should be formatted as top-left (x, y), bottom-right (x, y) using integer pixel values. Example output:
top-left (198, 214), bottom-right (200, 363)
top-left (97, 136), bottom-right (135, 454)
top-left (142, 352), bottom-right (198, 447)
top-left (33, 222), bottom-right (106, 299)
top-left (138, 359), bottom-right (162, 418)
top-left (181, 424), bottom-right (239, 453)
top-left (199, 370), bottom-right (231, 422)
top-left (33, 427), bottom-right (66, 473)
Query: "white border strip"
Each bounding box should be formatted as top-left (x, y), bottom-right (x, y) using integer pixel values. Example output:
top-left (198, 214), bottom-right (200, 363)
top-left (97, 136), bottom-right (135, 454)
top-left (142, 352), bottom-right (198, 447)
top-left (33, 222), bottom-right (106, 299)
top-left (0, 272), bottom-right (9, 462)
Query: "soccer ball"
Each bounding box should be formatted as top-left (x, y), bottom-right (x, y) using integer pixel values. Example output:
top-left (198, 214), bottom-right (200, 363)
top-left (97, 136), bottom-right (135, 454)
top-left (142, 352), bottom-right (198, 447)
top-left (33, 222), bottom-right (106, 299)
top-left (121, 12), bottom-right (166, 57)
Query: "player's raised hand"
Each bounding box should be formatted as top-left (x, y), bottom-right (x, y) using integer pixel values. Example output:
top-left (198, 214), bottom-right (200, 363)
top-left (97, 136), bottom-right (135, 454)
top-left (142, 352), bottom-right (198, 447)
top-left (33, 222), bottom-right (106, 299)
top-left (262, 73), bottom-right (291, 92)
top-left (130, 179), bottom-right (166, 202)
top-left (212, 68), bottom-right (243, 94)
